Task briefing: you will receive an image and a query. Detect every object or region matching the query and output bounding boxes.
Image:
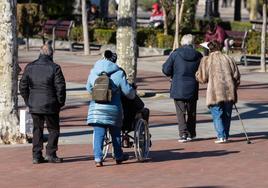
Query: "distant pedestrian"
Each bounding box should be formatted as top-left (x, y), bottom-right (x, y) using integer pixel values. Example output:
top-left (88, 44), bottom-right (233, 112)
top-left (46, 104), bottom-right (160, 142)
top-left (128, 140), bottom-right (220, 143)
top-left (162, 34), bottom-right (203, 143)
top-left (149, 2), bottom-right (164, 28)
top-left (86, 50), bottom-right (135, 167)
top-left (196, 40), bottom-right (240, 144)
top-left (19, 43), bottom-right (66, 164)
top-left (205, 22), bottom-right (227, 49)
top-left (222, 0), bottom-right (228, 8)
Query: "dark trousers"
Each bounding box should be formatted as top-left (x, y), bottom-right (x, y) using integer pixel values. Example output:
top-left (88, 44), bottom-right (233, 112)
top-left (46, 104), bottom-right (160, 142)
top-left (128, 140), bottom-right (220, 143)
top-left (31, 113), bottom-right (60, 159)
top-left (174, 100), bottom-right (197, 138)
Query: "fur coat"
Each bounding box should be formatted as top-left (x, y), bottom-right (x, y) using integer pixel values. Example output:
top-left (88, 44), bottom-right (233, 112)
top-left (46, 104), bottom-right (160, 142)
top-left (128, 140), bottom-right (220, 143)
top-left (196, 51), bottom-right (240, 106)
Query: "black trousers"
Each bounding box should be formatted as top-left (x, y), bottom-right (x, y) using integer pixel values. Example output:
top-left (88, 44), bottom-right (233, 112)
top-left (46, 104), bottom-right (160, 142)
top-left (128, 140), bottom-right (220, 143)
top-left (174, 100), bottom-right (197, 138)
top-left (31, 113), bottom-right (60, 158)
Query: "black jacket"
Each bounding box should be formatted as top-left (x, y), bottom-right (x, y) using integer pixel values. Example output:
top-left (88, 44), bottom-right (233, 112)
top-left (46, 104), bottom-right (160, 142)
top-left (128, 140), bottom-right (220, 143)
top-left (162, 45), bottom-right (202, 100)
top-left (19, 55), bottom-right (66, 114)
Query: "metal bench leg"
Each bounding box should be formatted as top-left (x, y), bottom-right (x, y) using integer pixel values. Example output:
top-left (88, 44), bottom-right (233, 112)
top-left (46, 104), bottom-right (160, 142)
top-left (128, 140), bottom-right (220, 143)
top-left (69, 39), bottom-right (73, 52)
top-left (52, 27), bottom-right (56, 50)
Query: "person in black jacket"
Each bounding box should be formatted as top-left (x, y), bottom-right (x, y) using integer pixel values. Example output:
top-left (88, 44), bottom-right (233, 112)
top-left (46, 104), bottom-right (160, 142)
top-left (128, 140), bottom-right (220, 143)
top-left (19, 43), bottom-right (66, 164)
top-left (162, 34), bottom-right (202, 143)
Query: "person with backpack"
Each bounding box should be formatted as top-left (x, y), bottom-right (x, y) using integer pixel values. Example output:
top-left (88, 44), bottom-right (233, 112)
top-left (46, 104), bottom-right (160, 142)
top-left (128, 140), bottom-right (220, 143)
top-left (162, 34), bottom-right (203, 143)
top-left (86, 50), bottom-right (135, 167)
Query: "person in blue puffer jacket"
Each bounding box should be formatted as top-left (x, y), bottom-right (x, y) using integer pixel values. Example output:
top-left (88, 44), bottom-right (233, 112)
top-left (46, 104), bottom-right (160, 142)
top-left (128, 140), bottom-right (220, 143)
top-left (86, 50), bottom-right (135, 167)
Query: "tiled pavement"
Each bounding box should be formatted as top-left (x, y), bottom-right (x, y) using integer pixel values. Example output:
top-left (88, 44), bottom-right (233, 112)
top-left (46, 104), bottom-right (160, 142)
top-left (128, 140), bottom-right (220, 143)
top-left (1, 49), bottom-right (268, 187)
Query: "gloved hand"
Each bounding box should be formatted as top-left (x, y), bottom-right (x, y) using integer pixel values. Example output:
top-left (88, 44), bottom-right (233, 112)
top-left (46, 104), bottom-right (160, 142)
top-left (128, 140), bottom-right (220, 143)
top-left (131, 83), bottom-right (137, 89)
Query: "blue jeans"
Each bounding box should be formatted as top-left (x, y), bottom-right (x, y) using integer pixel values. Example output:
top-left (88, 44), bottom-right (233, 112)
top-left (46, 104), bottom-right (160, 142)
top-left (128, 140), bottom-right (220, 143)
top-left (209, 102), bottom-right (233, 139)
top-left (93, 124), bottom-right (123, 162)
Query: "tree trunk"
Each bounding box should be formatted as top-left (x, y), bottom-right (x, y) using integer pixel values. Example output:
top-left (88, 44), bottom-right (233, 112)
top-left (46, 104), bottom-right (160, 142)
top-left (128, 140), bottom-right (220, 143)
top-left (116, 0), bottom-right (137, 84)
top-left (0, 0), bottom-right (25, 144)
top-left (82, 0), bottom-right (90, 55)
top-left (249, 0), bottom-right (258, 20)
top-left (261, 0), bottom-right (267, 72)
top-left (173, 0), bottom-right (185, 50)
top-left (162, 2), bottom-right (168, 35)
top-left (173, 0), bottom-right (180, 50)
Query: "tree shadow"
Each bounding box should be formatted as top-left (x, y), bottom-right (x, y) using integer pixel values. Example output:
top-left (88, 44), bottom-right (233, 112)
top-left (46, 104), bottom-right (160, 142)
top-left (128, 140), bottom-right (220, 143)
top-left (62, 155), bottom-right (93, 163)
top-left (230, 131), bottom-right (268, 143)
top-left (148, 149), bottom-right (240, 163)
top-left (236, 102), bottom-right (268, 120)
top-left (181, 186), bottom-right (227, 188)
top-left (59, 130), bottom-right (93, 137)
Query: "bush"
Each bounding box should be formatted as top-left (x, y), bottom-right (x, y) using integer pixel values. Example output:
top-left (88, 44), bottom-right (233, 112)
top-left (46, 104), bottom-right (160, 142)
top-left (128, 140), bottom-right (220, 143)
top-left (157, 33), bottom-right (174, 49)
top-left (93, 28), bottom-right (116, 44)
top-left (70, 26), bottom-right (95, 42)
top-left (137, 28), bottom-right (157, 47)
top-left (231, 21), bottom-right (252, 32)
top-left (247, 31), bottom-right (261, 54)
top-left (17, 3), bottom-right (44, 37)
top-left (181, 0), bottom-right (198, 33)
top-left (138, 0), bottom-right (157, 11)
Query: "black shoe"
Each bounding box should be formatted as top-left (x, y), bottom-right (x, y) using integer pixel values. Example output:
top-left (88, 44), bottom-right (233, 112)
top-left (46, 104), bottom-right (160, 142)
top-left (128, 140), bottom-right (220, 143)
top-left (116, 153), bottom-right (129, 164)
top-left (32, 156), bottom-right (48, 164)
top-left (45, 155), bottom-right (63, 163)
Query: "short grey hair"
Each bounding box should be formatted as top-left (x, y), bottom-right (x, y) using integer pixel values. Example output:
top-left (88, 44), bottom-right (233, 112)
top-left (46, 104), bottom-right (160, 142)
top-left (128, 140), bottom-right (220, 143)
top-left (180, 34), bottom-right (194, 46)
top-left (40, 42), bottom-right (53, 57)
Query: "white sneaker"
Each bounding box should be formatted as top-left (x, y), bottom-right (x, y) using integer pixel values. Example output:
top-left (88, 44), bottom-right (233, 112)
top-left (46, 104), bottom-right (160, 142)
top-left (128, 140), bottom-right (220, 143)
top-left (178, 137), bottom-right (187, 143)
top-left (214, 138), bottom-right (227, 144)
top-left (186, 136), bottom-right (196, 141)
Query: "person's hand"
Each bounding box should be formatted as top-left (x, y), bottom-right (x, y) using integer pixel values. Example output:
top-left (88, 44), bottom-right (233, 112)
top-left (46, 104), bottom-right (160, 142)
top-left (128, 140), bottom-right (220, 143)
top-left (131, 83), bottom-right (137, 89)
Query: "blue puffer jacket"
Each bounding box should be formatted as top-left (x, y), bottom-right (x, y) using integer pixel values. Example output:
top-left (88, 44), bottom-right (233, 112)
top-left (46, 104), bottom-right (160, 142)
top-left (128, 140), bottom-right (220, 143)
top-left (86, 59), bottom-right (135, 127)
top-left (162, 45), bottom-right (202, 100)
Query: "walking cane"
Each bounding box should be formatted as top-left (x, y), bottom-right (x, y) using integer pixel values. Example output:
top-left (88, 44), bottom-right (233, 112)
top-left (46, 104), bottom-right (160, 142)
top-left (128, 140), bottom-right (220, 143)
top-left (234, 104), bottom-right (252, 144)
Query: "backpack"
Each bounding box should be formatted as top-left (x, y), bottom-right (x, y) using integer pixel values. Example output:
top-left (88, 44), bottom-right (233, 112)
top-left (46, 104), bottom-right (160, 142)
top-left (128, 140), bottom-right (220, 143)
top-left (91, 72), bottom-right (113, 103)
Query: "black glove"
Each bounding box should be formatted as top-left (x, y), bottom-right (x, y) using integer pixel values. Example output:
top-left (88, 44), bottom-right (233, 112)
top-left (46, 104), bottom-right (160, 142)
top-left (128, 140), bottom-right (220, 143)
top-left (131, 83), bottom-right (137, 89)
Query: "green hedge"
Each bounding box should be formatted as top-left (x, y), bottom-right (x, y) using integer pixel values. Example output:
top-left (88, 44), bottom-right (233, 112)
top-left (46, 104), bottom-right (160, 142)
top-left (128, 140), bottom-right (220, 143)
top-left (137, 28), bottom-right (158, 47)
top-left (17, 3), bottom-right (44, 37)
top-left (230, 21), bottom-right (252, 32)
top-left (157, 33), bottom-right (174, 49)
top-left (93, 29), bottom-right (116, 45)
top-left (246, 30), bottom-right (268, 55)
top-left (70, 26), bottom-right (94, 42)
top-left (70, 27), bottom-right (174, 49)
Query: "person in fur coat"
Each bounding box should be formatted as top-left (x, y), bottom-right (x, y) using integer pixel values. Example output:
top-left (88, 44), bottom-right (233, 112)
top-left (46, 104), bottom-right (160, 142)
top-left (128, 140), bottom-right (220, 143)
top-left (196, 40), bottom-right (240, 143)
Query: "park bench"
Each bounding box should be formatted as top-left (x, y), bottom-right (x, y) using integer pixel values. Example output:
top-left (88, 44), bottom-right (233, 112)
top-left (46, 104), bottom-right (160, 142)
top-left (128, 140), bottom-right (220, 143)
top-left (225, 30), bottom-right (248, 65)
top-left (39, 20), bottom-right (74, 51)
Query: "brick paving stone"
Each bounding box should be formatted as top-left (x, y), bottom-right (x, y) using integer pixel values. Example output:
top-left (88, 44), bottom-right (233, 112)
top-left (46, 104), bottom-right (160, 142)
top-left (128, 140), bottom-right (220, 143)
top-left (1, 138), bottom-right (268, 188)
top-left (15, 50), bottom-right (268, 188)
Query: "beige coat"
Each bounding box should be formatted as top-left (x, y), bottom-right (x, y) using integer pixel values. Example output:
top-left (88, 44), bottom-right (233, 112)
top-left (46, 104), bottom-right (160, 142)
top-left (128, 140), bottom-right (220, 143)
top-left (196, 51), bottom-right (240, 106)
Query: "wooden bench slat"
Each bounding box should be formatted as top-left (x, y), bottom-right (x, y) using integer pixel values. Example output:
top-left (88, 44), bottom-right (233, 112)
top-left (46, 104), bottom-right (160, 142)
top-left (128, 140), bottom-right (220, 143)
top-left (39, 20), bottom-right (73, 51)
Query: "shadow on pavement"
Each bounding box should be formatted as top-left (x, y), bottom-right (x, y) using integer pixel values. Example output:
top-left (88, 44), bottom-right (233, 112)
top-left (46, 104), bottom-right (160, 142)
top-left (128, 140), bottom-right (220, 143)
top-left (181, 186), bottom-right (227, 188)
top-left (149, 149), bottom-right (239, 162)
top-left (62, 155), bottom-right (93, 163)
top-left (230, 131), bottom-right (268, 143)
top-left (236, 102), bottom-right (268, 120)
top-left (60, 130), bottom-right (93, 137)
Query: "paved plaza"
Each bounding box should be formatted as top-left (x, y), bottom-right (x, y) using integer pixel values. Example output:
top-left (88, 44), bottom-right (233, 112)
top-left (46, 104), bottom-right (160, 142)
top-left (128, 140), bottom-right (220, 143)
top-left (1, 2), bottom-right (268, 186)
top-left (0, 47), bottom-right (267, 187)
